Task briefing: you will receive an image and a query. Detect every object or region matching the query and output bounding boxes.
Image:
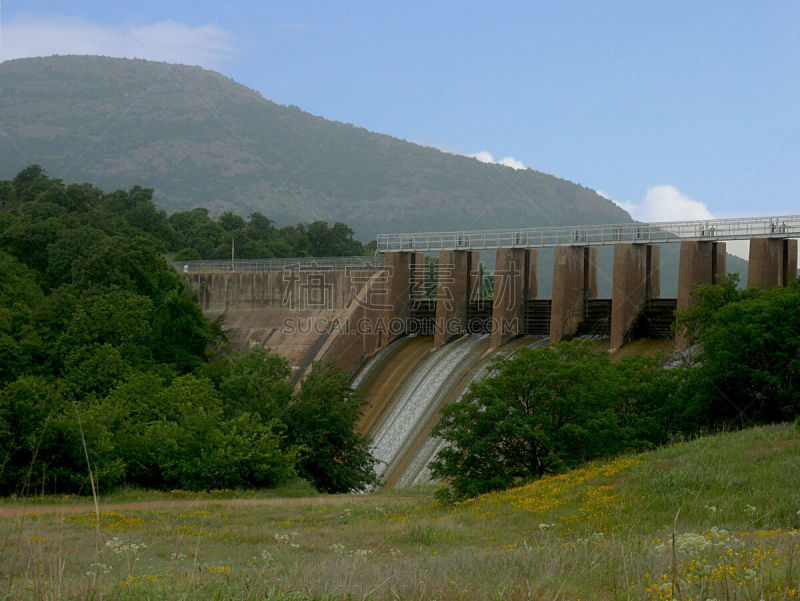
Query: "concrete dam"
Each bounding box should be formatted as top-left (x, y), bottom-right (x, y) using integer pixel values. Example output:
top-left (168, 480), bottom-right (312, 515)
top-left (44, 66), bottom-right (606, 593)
top-left (181, 215), bottom-right (799, 487)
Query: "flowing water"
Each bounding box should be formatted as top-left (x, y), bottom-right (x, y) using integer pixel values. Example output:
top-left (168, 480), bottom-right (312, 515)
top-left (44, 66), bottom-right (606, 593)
top-left (355, 334), bottom-right (549, 488)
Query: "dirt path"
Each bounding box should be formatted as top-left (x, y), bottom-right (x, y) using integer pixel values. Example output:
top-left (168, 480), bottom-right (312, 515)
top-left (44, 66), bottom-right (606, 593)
top-left (0, 495), bottom-right (411, 517)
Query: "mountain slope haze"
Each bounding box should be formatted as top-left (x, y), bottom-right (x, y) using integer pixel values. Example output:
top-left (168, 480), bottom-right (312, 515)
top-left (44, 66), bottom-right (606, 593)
top-left (0, 55), bottom-right (630, 240)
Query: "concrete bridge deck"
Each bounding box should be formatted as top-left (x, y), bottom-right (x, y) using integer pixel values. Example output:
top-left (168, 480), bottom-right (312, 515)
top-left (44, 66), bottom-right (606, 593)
top-left (376, 214), bottom-right (800, 252)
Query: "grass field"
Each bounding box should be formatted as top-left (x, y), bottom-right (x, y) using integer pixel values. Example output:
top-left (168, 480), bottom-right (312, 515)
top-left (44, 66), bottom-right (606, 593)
top-left (2, 424), bottom-right (799, 600)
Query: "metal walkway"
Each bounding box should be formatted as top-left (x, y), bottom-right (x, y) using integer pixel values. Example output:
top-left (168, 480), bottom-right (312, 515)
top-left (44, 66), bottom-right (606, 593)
top-left (375, 215), bottom-right (800, 253)
top-left (172, 256), bottom-right (383, 273)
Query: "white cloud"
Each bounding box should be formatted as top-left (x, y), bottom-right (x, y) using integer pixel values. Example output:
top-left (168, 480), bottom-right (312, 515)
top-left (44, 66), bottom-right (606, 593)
top-left (596, 189), bottom-right (639, 215)
top-left (469, 150), bottom-right (526, 170)
top-left (640, 185), bottom-right (714, 222)
top-left (0, 15), bottom-right (238, 68)
top-left (606, 184), bottom-right (714, 223)
top-left (613, 199), bottom-right (638, 214)
top-left (498, 156), bottom-right (525, 170)
top-left (604, 185), bottom-right (757, 260)
top-left (470, 151), bottom-right (495, 164)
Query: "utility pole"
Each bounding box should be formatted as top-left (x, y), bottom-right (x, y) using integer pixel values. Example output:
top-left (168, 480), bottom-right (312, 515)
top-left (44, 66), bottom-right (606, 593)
top-left (231, 236), bottom-right (235, 272)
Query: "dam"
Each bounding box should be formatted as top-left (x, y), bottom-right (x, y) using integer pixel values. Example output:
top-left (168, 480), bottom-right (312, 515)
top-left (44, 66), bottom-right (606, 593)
top-left (180, 214), bottom-right (799, 486)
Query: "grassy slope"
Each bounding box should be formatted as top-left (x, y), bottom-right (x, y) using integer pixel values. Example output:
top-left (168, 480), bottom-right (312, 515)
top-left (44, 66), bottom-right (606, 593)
top-left (1, 424), bottom-right (798, 600)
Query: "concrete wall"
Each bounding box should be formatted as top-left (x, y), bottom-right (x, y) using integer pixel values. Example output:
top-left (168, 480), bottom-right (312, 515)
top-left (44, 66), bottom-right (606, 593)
top-left (549, 246), bottom-right (598, 343)
top-left (434, 250), bottom-right (470, 348)
top-left (748, 238), bottom-right (798, 289)
top-left (675, 241), bottom-right (726, 348)
top-left (190, 270), bottom-right (375, 312)
top-left (609, 244), bottom-right (660, 351)
top-left (379, 252), bottom-right (426, 347)
top-left (186, 269), bottom-right (383, 382)
top-left (490, 247), bottom-right (526, 349)
top-left (525, 249), bottom-right (539, 299)
top-left (186, 235), bottom-right (795, 379)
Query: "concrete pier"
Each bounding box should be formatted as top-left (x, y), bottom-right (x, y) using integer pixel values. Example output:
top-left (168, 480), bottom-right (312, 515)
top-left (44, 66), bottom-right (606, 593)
top-left (675, 241), bottom-right (726, 347)
top-left (379, 251), bottom-right (411, 347)
top-left (549, 246), bottom-right (598, 343)
top-left (378, 251), bottom-right (427, 347)
top-left (490, 247), bottom-right (526, 349)
top-left (748, 238), bottom-right (798, 289)
top-left (468, 251), bottom-right (481, 304)
top-left (524, 249), bottom-right (538, 299)
top-left (609, 244), bottom-right (661, 351)
top-left (434, 250), bottom-right (478, 348)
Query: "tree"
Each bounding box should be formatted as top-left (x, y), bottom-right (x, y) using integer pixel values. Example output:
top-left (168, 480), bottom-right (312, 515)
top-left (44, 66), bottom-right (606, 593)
top-left (282, 362), bottom-right (379, 493)
top-left (675, 273), bottom-right (743, 344)
top-left (0, 167), bottom-right (378, 494)
top-left (219, 210), bottom-right (246, 232)
top-left (684, 280), bottom-right (800, 427)
top-left (430, 340), bottom-right (677, 498)
top-left (218, 347), bottom-right (293, 419)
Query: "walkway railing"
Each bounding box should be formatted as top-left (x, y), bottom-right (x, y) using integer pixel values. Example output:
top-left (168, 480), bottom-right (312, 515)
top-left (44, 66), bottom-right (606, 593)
top-left (171, 256), bottom-right (383, 273)
top-left (375, 215), bottom-right (800, 253)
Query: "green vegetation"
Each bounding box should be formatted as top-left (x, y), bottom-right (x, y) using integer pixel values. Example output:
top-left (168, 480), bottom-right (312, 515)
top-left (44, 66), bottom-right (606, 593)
top-left (169, 208), bottom-right (368, 260)
top-left (679, 274), bottom-right (800, 428)
top-left (433, 276), bottom-right (800, 500)
top-left (0, 167), bottom-right (377, 496)
top-left (1, 425), bottom-right (798, 600)
top-left (431, 340), bottom-right (684, 498)
top-left (0, 55), bottom-right (629, 244)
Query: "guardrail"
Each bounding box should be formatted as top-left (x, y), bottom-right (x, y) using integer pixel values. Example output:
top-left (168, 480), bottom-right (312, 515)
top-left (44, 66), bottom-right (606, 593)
top-left (171, 256), bottom-right (383, 273)
top-left (375, 215), bottom-right (800, 252)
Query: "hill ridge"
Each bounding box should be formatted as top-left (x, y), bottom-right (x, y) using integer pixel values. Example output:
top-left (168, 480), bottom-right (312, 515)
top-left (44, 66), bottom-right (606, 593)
top-left (0, 55), bottom-right (630, 241)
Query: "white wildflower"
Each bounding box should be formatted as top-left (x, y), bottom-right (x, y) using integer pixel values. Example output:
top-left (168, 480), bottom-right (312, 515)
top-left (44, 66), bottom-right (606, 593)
top-left (104, 537), bottom-right (147, 555)
top-left (87, 562), bottom-right (112, 575)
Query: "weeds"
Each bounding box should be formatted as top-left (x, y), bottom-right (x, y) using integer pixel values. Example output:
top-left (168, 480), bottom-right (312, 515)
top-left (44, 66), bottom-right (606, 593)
top-left (0, 424), bottom-right (798, 600)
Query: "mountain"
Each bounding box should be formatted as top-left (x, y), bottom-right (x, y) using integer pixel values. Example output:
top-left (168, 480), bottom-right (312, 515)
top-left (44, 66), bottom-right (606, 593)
top-left (0, 55), bottom-right (630, 241)
top-left (0, 55), bottom-right (750, 294)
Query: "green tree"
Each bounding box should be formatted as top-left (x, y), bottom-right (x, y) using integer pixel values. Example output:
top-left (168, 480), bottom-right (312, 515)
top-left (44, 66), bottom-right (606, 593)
top-left (684, 280), bottom-right (800, 427)
top-left (283, 362), bottom-right (379, 493)
top-left (0, 167), bottom-right (378, 495)
top-left (675, 273), bottom-right (743, 344)
top-left (0, 376), bottom-right (66, 494)
top-left (218, 347), bottom-right (293, 419)
top-left (430, 340), bottom-right (677, 498)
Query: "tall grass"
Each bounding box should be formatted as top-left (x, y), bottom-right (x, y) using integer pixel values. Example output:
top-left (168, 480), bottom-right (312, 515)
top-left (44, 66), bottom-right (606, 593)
top-left (1, 424), bottom-right (798, 600)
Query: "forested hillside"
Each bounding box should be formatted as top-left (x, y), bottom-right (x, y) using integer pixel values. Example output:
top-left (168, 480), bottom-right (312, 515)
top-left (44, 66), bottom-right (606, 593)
top-left (0, 167), bottom-right (377, 495)
top-left (0, 55), bottom-right (630, 241)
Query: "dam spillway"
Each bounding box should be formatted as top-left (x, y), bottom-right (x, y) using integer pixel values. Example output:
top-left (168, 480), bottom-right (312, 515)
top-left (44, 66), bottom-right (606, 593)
top-left (354, 334), bottom-right (547, 488)
top-left (178, 215), bottom-right (798, 489)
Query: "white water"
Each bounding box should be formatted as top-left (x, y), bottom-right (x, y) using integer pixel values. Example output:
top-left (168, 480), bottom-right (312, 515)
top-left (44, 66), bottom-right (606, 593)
top-left (393, 335), bottom-right (552, 487)
top-left (350, 336), bottom-right (408, 389)
top-left (395, 436), bottom-right (447, 487)
top-left (369, 335), bottom-right (487, 480)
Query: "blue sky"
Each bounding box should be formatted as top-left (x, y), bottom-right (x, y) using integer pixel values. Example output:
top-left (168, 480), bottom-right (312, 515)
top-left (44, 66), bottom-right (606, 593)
top-left (1, 1), bottom-right (798, 225)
